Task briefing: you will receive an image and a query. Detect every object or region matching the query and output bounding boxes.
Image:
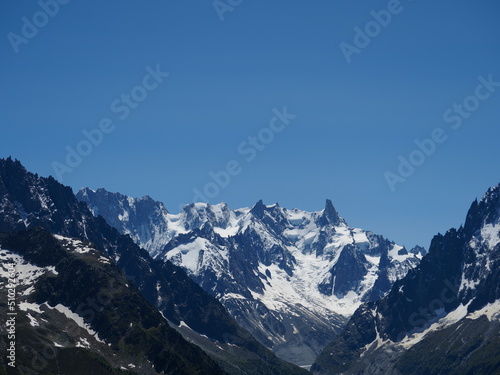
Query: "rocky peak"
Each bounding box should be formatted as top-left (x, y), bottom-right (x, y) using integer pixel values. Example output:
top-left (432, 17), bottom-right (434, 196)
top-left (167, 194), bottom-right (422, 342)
top-left (250, 199), bottom-right (266, 217)
top-left (464, 184), bottom-right (500, 235)
top-left (317, 199), bottom-right (344, 227)
top-left (410, 245), bottom-right (427, 257)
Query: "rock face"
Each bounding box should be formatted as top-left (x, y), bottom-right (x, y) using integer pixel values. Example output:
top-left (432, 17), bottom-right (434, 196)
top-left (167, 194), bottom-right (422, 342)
top-left (0, 158), bottom-right (309, 375)
top-left (78, 187), bottom-right (424, 366)
top-left (311, 185), bottom-right (500, 375)
top-left (77, 187), bottom-right (171, 258)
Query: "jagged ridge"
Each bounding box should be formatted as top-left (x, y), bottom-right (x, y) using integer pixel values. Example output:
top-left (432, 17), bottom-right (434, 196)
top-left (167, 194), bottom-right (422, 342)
top-left (312, 184), bottom-right (500, 375)
top-left (77, 186), bottom-right (425, 366)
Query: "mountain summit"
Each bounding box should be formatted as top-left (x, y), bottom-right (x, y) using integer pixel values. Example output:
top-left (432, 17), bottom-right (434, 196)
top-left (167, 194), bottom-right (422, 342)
top-left (77, 187), bottom-right (424, 366)
top-left (318, 199), bottom-right (343, 227)
top-left (0, 158), bottom-right (308, 375)
top-left (312, 184), bottom-right (500, 375)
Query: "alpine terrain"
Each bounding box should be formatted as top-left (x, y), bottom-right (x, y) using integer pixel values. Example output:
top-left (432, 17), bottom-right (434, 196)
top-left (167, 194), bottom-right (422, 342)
top-left (0, 157), bottom-right (309, 375)
top-left (312, 184), bottom-right (500, 375)
top-left (77, 187), bottom-right (426, 366)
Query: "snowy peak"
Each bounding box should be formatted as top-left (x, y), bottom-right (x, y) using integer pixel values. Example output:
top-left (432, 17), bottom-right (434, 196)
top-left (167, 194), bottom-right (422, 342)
top-left (180, 201), bottom-right (233, 231)
top-left (76, 187), bottom-right (171, 256)
top-left (312, 184), bottom-right (500, 375)
top-left (1, 159), bottom-right (308, 375)
top-left (76, 187), bottom-right (424, 366)
top-left (78, 187), bottom-right (169, 217)
top-left (248, 200), bottom-right (292, 239)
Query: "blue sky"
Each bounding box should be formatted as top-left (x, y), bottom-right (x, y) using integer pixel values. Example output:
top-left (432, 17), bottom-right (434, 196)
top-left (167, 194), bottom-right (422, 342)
top-left (1, 1), bottom-right (500, 249)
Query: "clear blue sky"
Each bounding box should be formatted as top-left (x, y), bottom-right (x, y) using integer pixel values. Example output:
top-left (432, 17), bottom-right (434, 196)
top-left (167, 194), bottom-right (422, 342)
top-left (2, 1), bottom-right (500, 249)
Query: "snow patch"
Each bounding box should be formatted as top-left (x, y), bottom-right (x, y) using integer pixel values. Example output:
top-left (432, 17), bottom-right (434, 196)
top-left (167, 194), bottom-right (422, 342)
top-left (46, 304), bottom-right (104, 342)
top-left (214, 226), bottom-right (239, 237)
top-left (480, 223), bottom-right (500, 249)
top-left (76, 338), bottom-right (90, 349)
top-left (178, 321), bottom-right (192, 330)
top-left (19, 302), bottom-right (43, 313)
top-left (468, 300), bottom-right (500, 321)
top-left (401, 303), bottom-right (470, 349)
top-left (27, 313), bottom-right (39, 327)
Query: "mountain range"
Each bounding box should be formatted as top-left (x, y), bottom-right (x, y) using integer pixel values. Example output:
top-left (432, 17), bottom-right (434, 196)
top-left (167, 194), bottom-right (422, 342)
top-left (311, 185), bottom-right (500, 374)
top-left (77, 187), bottom-right (425, 366)
top-left (1, 156), bottom-right (498, 374)
top-left (0, 157), bottom-right (307, 375)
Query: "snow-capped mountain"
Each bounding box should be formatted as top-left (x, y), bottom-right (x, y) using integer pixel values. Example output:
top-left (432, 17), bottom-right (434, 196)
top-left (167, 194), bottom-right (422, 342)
top-left (312, 185), bottom-right (500, 375)
top-left (77, 188), bottom-right (171, 258)
top-left (0, 158), bottom-right (308, 375)
top-left (78, 188), bottom-right (425, 366)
